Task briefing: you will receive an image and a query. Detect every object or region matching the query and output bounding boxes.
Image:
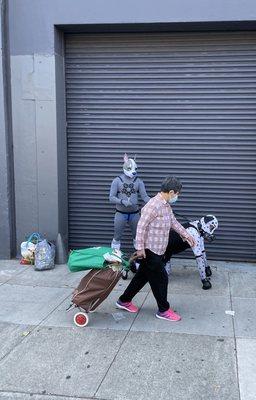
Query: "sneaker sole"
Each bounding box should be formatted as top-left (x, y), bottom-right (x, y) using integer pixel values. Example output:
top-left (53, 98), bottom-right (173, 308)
top-left (155, 313), bottom-right (181, 322)
top-left (115, 302), bottom-right (138, 313)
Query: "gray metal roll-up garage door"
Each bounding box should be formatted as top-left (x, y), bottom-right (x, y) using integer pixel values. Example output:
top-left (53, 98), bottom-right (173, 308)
top-left (65, 31), bottom-right (256, 261)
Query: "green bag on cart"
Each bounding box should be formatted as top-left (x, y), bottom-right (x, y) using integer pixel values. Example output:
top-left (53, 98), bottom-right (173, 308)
top-left (67, 246), bottom-right (130, 272)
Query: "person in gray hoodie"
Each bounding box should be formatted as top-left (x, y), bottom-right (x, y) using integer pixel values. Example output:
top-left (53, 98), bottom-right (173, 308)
top-left (109, 154), bottom-right (150, 251)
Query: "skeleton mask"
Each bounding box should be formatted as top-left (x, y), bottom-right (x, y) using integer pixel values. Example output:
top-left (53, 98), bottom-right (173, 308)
top-left (123, 153), bottom-right (137, 178)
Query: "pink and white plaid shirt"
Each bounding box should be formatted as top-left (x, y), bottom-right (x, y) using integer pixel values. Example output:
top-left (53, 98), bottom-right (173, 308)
top-left (135, 193), bottom-right (191, 255)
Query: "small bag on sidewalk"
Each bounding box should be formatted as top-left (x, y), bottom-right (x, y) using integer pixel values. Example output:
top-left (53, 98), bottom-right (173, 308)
top-left (20, 232), bottom-right (43, 265)
top-left (34, 240), bottom-right (55, 271)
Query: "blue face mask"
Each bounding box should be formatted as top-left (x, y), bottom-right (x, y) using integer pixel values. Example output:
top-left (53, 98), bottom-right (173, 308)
top-left (168, 195), bottom-right (178, 204)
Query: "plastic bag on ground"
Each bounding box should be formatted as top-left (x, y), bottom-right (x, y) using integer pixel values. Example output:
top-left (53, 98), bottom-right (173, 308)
top-left (20, 233), bottom-right (43, 264)
top-left (34, 240), bottom-right (55, 271)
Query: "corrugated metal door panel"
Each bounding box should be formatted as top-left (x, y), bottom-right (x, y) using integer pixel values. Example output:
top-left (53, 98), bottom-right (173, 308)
top-left (65, 31), bottom-right (256, 261)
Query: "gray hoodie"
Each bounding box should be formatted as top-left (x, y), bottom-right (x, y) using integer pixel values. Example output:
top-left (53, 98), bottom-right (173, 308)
top-left (109, 174), bottom-right (150, 213)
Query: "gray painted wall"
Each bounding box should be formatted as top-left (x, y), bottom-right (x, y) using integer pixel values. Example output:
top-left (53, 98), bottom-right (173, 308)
top-left (10, 52), bottom-right (66, 255)
top-left (0, 0), bottom-right (9, 258)
top-left (9, 0), bottom-right (256, 55)
top-left (3, 0), bottom-right (256, 259)
top-left (0, 0), bottom-right (15, 258)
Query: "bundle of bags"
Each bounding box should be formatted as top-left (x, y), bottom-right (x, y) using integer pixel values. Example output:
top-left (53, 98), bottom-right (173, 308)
top-left (67, 246), bottom-right (130, 272)
top-left (20, 232), bottom-right (55, 271)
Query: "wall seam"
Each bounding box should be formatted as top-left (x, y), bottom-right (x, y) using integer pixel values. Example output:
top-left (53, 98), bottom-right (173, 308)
top-left (1, 0), bottom-right (16, 257)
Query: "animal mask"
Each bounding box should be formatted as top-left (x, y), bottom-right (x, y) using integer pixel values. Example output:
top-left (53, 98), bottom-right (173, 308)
top-left (199, 215), bottom-right (218, 242)
top-left (123, 153), bottom-right (137, 178)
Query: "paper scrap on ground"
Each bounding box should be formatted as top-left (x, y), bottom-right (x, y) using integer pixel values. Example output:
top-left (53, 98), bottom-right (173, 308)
top-left (112, 312), bottom-right (126, 322)
top-left (22, 331), bottom-right (31, 337)
top-left (225, 310), bottom-right (235, 316)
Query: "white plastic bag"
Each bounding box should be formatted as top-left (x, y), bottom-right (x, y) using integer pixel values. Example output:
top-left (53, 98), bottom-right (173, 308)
top-left (20, 233), bottom-right (42, 264)
top-left (20, 241), bottom-right (36, 261)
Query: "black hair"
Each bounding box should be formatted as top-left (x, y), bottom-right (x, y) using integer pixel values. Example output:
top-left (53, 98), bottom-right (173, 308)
top-left (161, 176), bottom-right (182, 193)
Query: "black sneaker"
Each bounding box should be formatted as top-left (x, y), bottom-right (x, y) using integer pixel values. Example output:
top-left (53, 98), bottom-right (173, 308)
top-left (201, 279), bottom-right (212, 290)
top-left (205, 266), bottom-right (212, 277)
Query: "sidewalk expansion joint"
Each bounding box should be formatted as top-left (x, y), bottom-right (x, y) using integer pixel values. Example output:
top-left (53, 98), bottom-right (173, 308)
top-left (0, 389), bottom-right (110, 400)
top-left (227, 271), bottom-right (241, 400)
top-left (93, 289), bottom-right (151, 397)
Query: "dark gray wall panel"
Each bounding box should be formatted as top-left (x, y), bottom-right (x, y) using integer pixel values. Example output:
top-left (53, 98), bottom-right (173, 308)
top-left (65, 31), bottom-right (256, 261)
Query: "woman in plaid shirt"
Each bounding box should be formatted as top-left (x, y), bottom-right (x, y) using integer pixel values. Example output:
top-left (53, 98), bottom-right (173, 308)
top-left (116, 176), bottom-right (196, 321)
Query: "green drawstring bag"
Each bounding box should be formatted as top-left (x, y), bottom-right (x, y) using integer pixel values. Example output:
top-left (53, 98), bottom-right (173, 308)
top-left (67, 246), bottom-right (130, 272)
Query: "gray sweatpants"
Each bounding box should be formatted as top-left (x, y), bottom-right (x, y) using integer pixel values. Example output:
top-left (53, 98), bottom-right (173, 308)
top-left (114, 211), bottom-right (140, 241)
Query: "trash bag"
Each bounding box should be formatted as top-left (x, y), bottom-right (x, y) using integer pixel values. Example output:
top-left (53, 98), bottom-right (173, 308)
top-left (20, 241), bottom-right (36, 264)
top-left (34, 240), bottom-right (55, 271)
top-left (20, 233), bottom-right (43, 264)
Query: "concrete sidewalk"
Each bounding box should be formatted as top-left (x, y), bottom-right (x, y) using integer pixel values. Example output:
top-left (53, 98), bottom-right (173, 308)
top-left (0, 258), bottom-right (255, 400)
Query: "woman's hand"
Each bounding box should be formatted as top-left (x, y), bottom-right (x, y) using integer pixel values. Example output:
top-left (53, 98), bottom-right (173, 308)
top-left (136, 249), bottom-right (146, 259)
top-left (185, 234), bottom-right (196, 248)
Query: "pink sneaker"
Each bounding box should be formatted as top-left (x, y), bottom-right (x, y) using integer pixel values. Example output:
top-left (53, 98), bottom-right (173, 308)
top-left (116, 300), bottom-right (138, 313)
top-left (156, 308), bottom-right (181, 322)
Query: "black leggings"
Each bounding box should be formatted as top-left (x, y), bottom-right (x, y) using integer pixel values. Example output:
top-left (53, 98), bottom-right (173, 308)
top-left (119, 249), bottom-right (169, 313)
top-left (164, 229), bottom-right (190, 262)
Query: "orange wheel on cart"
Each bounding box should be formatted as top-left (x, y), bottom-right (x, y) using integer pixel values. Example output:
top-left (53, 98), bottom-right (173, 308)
top-left (74, 312), bottom-right (89, 327)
